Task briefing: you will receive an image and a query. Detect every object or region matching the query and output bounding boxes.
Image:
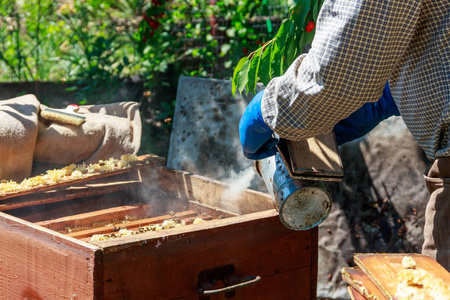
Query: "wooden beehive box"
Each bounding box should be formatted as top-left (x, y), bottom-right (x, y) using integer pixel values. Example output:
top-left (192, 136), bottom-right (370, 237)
top-left (0, 155), bottom-right (318, 300)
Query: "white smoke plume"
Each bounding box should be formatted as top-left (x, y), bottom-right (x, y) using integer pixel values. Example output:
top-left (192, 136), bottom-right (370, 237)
top-left (220, 168), bottom-right (257, 212)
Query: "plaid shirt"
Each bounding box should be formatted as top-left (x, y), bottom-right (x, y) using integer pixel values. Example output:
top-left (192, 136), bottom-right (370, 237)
top-left (261, 0), bottom-right (449, 160)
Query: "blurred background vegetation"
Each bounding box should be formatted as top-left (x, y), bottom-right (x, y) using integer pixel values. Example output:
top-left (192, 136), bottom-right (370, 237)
top-left (0, 0), bottom-right (288, 156)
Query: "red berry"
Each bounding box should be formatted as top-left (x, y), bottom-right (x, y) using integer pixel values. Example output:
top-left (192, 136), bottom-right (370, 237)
top-left (149, 20), bottom-right (160, 29)
top-left (305, 21), bottom-right (315, 33)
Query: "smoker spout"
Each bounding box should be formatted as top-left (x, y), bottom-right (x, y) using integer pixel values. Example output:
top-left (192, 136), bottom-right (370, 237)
top-left (254, 152), bottom-right (332, 231)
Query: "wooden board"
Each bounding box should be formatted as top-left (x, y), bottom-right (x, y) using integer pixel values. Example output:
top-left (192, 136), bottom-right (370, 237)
top-left (98, 209), bottom-right (318, 300)
top-left (35, 204), bottom-right (151, 231)
top-left (147, 166), bottom-right (276, 215)
top-left (277, 133), bottom-right (343, 181)
top-left (0, 212), bottom-right (102, 299)
top-left (0, 154), bottom-right (165, 200)
top-left (0, 171), bottom-right (143, 212)
top-left (347, 286), bottom-right (367, 300)
top-left (0, 154), bottom-right (165, 212)
top-left (341, 267), bottom-right (387, 300)
top-left (354, 253), bottom-right (450, 300)
top-left (68, 210), bottom-right (201, 240)
top-left (7, 189), bottom-right (148, 223)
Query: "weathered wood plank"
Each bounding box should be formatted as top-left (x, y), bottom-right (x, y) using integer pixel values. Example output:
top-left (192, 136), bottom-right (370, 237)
top-left (0, 212), bottom-right (102, 299)
top-left (68, 210), bottom-right (199, 239)
top-left (98, 210), bottom-right (317, 299)
top-left (9, 189), bottom-right (142, 223)
top-left (354, 253), bottom-right (450, 300)
top-left (77, 214), bottom-right (215, 242)
top-left (341, 267), bottom-right (387, 300)
top-left (0, 175), bottom-right (143, 212)
top-left (347, 286), bottom-right (367, 300)
top-left (142, 166), bottom-right (275, 215)
top-left (188, 200), bottom-right (239, 219)
top-left (0, 154), bottom-right (164, 200)
top-left (35, 204), bottom-right (151, 231)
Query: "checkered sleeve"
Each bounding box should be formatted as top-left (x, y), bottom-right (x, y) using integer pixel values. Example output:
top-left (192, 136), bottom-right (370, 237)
top-left (261, 0), bottom-right (421, 141)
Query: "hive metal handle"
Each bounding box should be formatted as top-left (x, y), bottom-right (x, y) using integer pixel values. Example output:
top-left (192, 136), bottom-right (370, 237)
top-left (198, 275), bottom-right (261, 295)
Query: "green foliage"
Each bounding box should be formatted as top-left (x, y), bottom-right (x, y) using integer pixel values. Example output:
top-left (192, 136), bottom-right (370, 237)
top-left (0, 0), bottom-right (156, 104)
top-left (0, 0), bottom-right (55, 81)
top-left (0, 0), bottom-right (145, 83)
top-left (0, 0), bottom-right (290, 106)
top-left (136, 0), bottom-right (287, 82)
top-left (0, 0), bottom-right (287, 85)
top-left (232, 0), bottom-right (324, 96)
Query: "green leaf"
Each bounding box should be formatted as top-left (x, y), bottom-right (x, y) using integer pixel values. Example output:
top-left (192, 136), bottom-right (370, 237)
top-left (237, 59), bottom-right (251, 95)
top-left (300, 29), bottom-right (315, 47)
top-left (270, 19), bottom-right (292, 76)
top-left (275, 19), bottom-right (291, 47)
top-left (291, 1), bottom-right (311, 26)
top-left (232, 57), bottom-right (248, 97)
top-left (287, 0), bottom-right (305, 10)
top-left (312, 0), bottom-right (320, 21)
top-left (260, 43), bottom-right (272, 85)
top-left (247, 48), bottom-right (262, 94)
top-left (285, 34), bottom-right (297, 67)
top-left (289, 19), bottom-right (297, 35)
top-left (271, 50), bottom-right (282, 78)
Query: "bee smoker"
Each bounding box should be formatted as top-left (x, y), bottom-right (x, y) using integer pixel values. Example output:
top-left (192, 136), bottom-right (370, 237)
top-left (254, 134), bottom-right (343, 231)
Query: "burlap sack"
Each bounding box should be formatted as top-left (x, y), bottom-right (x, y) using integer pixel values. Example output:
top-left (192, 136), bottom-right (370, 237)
top-left (0, 95), bottom-right (40, 181)
top-left (34, 101), bottom-right (142, 165)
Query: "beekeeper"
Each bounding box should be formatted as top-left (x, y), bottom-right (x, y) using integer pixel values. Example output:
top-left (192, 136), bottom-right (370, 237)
top-left (239, 0), bottom-right (450, 270)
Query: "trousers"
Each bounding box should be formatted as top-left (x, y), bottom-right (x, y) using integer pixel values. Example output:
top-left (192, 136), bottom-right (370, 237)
top-left (422, 157), bottom-right (450, 271)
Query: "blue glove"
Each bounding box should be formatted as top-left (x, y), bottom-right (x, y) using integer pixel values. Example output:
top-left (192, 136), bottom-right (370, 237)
top-left (239, 90), bottom-right (278, 160)
top-left (333, 82), bottom-right (400, 146)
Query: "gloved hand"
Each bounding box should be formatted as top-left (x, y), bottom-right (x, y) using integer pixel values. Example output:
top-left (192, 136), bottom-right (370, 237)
top-left (239, 90), bottom-right (278, 160)
top-left (333, 82), bottom-right (400, 146)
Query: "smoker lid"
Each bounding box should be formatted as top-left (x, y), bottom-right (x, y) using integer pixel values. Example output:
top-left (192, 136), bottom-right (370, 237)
top-left (277, 134), bottom-right (344, 182)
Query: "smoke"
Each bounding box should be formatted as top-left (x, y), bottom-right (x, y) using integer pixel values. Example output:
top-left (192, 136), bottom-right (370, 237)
top-left (220, 168), bottom-right (256, 209)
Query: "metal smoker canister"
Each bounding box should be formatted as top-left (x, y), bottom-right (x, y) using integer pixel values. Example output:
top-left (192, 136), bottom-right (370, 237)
top-left (255, 152), bottom-right (332, 230)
